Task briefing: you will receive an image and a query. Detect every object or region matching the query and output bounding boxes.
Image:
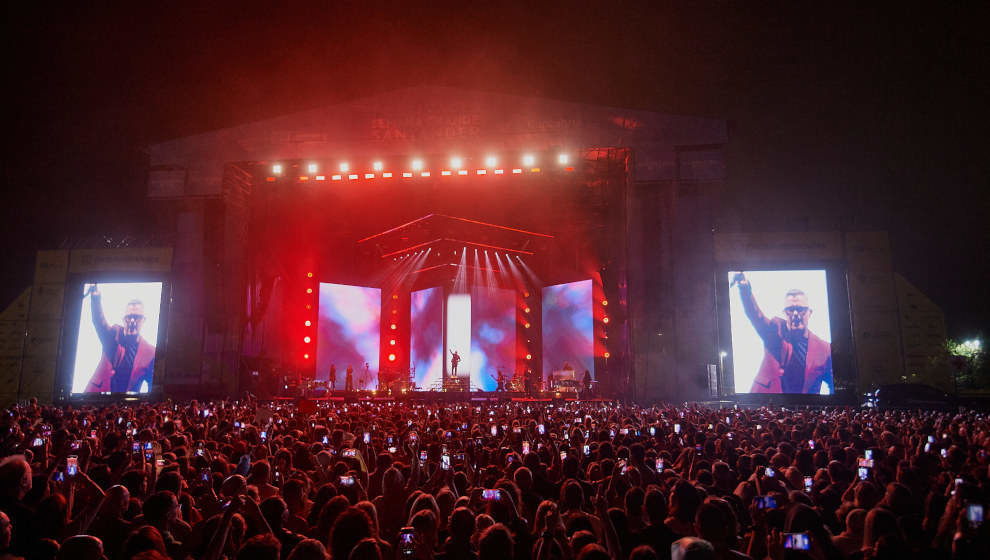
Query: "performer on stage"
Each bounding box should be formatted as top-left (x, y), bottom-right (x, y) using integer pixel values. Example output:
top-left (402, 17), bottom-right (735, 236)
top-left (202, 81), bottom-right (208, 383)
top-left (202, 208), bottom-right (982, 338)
top-left (83, 284), bottom-right (155, 393)
top-left (495, 369), bottom-right (506, 392)
top-left (329, 364), bottom-right (337, 391)
top-left (449, 350), bottom-right (461, 375)
top-left (582, 369), bottom-right (593, 393)
top-left (345, 364), bottom-right (354, 392)
top-left (362, 362), bottom-right (370, 387)
top-left (524, 368), bottom-right (535, 395)
top-left (732, 271), bottom-right (833, 394)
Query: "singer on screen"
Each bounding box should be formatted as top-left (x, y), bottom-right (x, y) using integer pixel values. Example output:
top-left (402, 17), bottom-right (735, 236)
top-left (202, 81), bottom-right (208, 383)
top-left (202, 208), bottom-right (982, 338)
top-left (84, 284), bottom-right (155, 393)
top-left (732, 272), bottom-right (832, 394)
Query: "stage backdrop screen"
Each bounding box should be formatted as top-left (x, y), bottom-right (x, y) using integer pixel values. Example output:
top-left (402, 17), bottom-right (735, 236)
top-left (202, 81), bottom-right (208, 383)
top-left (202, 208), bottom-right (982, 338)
top-left (728, 270), bottom-right (833, 395)
top-left (317, 283), bottom-right (380, 389)
top-left (542, 280), bottom-right (594, 383)
top-left (410, 287), bottom-right (443, 390)
top-left (73, 282), bottom-right (163, 394)
top-left (470, 287), bottom-right (516, 391)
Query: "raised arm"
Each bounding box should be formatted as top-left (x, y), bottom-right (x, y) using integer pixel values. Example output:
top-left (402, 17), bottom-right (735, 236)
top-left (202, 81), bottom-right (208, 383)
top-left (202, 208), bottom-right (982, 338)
top-left (733, 273), bottom-right (777, 344)
top-left (89, 286), bottom-right (115, 347)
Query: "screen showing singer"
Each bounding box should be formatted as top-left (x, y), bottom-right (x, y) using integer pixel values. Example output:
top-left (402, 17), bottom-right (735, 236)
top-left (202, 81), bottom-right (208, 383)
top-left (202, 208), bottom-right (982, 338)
top-left (73, 282), bottom-right (163, 394)
top-left (728, 270), bottom-right (833, 394)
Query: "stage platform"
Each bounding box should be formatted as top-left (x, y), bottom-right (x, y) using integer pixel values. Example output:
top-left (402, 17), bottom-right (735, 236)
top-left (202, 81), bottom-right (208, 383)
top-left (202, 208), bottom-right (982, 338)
top-left (269, 390), bottom-right (613, 405)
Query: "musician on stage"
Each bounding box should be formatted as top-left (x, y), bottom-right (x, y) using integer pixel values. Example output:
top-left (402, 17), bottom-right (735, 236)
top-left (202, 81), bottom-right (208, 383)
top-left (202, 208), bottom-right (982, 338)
top-left (582, 369), bottom-right (593, 394)
top-left (362, 362), bottom-right (370, 387)
top-left (329, 363), bottom-right (337, 391)
top-left (495, 368), bottom-right (506, 392)
top-left (345, 364), bottom-right (354, 392)
top-left (524, 368), bottom-right (535, 395)
top-left (449, 350), bottom-right (461, 375)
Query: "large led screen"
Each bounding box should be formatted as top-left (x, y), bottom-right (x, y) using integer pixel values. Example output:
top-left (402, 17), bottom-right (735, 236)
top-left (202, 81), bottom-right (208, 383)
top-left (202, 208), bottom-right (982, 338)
top-left (317, 283), bottom-right (380, 390)
top-left (445, 293), bottom-right (471, 383)
top-left (542, 280), bottom-right (594, 384)
top-left (728, 270), bottom-right (833, 394)
top-left (73, 282), bottom-right (163, 394)
top-left (410, 287), bottom-right (443, 390)
top-left (470, 287), bottom-right (516, 391)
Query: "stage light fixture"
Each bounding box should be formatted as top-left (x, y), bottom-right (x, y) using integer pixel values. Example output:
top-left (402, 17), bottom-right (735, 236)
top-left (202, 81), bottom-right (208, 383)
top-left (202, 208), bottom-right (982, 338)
top-left (373, 161), bottom-right (384, 171)
top-left (524, 322), bottom-right (531, 329)
top-left (392, 294), bottom-right (398, 300)
top-left (390, 324), bottom-right (397, 330)
top-left (558, 153), bottom-right (569, 165)
top-left (304, 353), bottom-right (310, 359)
top-left (602, 299), bottom-right (608, 306)
top-left (524, 307), bottom-right (530, 314)
top-left (305, 304), bottom-right (312, 310)
top-left (307, 272), bottom-right (313, 278)
top-left (304, 320), bottom-right (311, 327)
top-left (390, 339), bottom-right (396, 346)
top-left (411, 159), bottom-right (424, 171)
top-left (604, 352), bottom-right (611, 359)
top-left (307, 163), bottom-right (318, 173)
top-left (303, 336), bottom-right (311, 343)
top-left (523, 292), bottom-right (530, 298)
top-left (272, 164), bottom-right (283, 174)
top-left (526, 353), bottom-right (532, 360)
top-left (450, 157), bottom-right (463, 169)
top-left (485, 156), bottom-right (497, 167)
top-left (339, 162), bottom-right (349, 173)
top-left (522, 154), bottom-right (535, 166)
top-left (388, 353), bottom-right (396, 362)
top-left (306, 288), bottom-right (313, 294)
top-left (603, 316), bottom-right (610, 324)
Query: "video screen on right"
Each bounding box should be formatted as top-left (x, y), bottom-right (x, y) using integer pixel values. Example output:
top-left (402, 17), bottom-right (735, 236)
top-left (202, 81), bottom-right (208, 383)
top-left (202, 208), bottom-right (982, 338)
top-left (728, 270), bottom-right (833, 395)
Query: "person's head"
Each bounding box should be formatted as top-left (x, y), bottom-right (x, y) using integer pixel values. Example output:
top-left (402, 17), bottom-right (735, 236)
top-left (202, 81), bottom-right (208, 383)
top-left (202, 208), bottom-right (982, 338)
top-left (643, 488), bottom-right (668, 524)
top-left (287, 539), bottom-right (329, 560)
top-left (260, 497), bottom-right (288, 533)
top-left (843, 509), bottom-right (867, 537)
top-left (0, 455), bottom-right (33, 499)
top-left (123, 525), bottom-right (167, 559)
top-left (694, 502), bottom-right (728, 544)
top-left (346, 538), bottom-right (380, 560)
top-left (670, 537), bottom-right (714, 560)
top-left (568, 531), bottom-right (596, 558)
top-left (576, 544), bottom-right (609, 560)
top-left (478, 524), bottom-right (514, 560)
top-left (449, 507), bottom-right (476, 541)
top-left (123, 300), bottom-right (146, 337)
top-left (142, 491), bottom-right (179, 528)
top-left (629, 545), bottom-right (658, 560)
top-left (56, 535), bottom-right (105, 560)
top-left (410, 509), bottom-right (439, 550)
top-left (782, 289), bottom-right (811, 333)
top-left (862, 507), bottom-right (899, 551)
top-left (237, 533), bottom-right (281, 560)
top-left (329, 507), bottom-right (372, 560)
top-left (0, 511), bottom-right (12, 550)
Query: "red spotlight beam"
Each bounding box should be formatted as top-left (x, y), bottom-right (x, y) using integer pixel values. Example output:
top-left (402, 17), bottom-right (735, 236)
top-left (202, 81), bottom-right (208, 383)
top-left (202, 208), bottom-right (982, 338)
top-left (439, 215), bottom-right (554, 238)
top-left (356, 214), bottom-right (437, 244)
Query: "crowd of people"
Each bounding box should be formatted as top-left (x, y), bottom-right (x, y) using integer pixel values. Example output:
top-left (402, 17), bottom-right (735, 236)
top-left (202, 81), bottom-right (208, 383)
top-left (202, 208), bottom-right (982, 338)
top-left (1, 397), bottom-right (988, 560)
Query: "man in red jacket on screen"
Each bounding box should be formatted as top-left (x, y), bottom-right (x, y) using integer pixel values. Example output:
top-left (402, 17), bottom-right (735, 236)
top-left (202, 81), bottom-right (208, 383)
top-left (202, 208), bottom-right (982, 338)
top-left (84, 284), bottom-right (156, 393)
top-left (732, 272), bottom-right (832, 394)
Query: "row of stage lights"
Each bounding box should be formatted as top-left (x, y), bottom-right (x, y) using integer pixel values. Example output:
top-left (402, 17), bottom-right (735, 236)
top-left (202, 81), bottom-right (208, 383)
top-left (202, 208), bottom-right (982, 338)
top-left (268, 153), bottom-right (574, 182)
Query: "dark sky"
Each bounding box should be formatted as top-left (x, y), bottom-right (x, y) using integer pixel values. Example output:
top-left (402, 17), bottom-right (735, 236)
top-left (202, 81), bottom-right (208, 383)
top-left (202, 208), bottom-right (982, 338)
top-left (3, 2), bottom-right (987, 337)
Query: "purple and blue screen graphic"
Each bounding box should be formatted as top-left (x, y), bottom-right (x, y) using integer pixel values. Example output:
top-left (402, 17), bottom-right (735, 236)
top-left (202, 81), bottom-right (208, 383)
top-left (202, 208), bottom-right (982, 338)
top-left (316, 283), bottom-right (380, 389)
top-left (469, 288), bottom-right (516, 391)
top-left (542, 280), bottom-right (594, 381)
top-left (410, 287), bottom-right (443, 389)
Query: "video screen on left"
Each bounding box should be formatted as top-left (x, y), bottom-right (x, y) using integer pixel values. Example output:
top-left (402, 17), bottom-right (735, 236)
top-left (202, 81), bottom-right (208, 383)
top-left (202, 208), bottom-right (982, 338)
top-left (72, 282), bottom-right (163, 394)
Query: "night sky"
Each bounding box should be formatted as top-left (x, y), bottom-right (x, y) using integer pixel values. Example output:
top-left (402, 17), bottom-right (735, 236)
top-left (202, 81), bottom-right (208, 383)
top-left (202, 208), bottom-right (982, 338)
top-left (3, 3), bottom-right (987, 338)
